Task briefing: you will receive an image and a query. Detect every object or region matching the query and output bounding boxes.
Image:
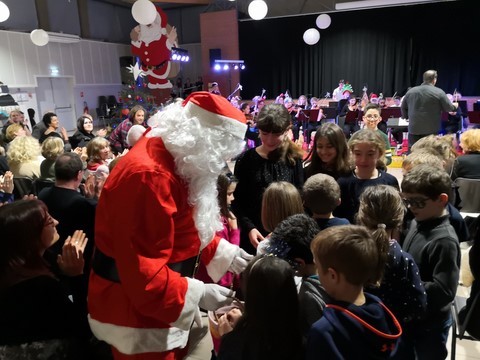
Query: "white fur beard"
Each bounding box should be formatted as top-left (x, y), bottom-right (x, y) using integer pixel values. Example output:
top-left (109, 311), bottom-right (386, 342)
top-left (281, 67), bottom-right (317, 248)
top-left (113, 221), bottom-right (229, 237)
top-left (148, 102), bottom-right (245, 248)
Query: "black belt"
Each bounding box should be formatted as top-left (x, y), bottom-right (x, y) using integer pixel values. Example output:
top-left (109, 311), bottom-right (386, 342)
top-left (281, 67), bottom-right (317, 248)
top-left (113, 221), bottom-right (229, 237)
top-left (92, 248), bottom-right (199, 284)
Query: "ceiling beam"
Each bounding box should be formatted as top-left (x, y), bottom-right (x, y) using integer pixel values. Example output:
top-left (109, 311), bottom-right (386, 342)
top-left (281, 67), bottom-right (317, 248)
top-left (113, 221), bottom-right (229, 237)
top-left (121, 0), bottom-right (212, 4)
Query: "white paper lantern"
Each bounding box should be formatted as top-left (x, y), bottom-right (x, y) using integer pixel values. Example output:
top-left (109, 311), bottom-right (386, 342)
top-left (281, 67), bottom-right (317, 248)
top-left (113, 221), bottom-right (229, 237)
top-left (132, 0), bottom-right (157, 25)
top-left (248, 0), bottom-right (268, 21)
top-left (0, 1), bottom-right (10, 23)
top-left (303, 28), bottom-right (320, 46)
top-left (316, 14), bottom-right (331, 29)
top-left (30, 29), bottom-right (49, 46)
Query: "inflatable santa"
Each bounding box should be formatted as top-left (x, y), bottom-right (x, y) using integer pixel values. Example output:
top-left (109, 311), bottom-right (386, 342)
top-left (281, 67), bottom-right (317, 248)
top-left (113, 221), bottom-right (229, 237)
top-left (88, 92), bottom-right (252, 359)
top-left (130, 6), bottom-right (177, 89)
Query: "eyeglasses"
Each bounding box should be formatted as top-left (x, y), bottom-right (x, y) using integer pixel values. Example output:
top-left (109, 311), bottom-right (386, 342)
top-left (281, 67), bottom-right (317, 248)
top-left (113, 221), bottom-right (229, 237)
top-left (402, 197), bottom-right (431, 209)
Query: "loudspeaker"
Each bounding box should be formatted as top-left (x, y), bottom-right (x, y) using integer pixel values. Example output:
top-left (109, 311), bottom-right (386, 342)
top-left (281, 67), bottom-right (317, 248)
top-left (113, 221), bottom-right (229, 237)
top-left (209, 48), bottom-right (221, 67)
top-left (119, 56), bottom-right (136, 84)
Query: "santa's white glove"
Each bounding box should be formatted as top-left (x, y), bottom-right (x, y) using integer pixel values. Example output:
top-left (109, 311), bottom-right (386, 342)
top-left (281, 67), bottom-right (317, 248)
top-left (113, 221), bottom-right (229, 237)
top-left (199, 283), bottom-right (234, 311)
top-left (229, 248), bottom-right (254, 274)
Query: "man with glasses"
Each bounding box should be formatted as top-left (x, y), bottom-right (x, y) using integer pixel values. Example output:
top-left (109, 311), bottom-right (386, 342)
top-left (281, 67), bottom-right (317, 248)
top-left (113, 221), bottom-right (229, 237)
top-left (400, 164), bottom-right (460, 359)
top-left (362, 103), bottom-right (392, 166)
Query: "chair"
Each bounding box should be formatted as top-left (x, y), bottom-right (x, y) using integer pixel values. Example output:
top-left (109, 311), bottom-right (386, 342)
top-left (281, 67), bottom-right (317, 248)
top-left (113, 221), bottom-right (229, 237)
top-left (12, 177), bottom-right (34, 200)
top-left (454, 177), bottom-right (480, 213)
top-left (32, 178), bottom-right (54, 196)
top-left (450, 291), bottom-right (480, 359)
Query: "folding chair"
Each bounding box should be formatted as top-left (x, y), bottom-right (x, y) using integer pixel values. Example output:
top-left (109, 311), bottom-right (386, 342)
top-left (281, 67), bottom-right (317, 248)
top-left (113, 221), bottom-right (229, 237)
top-left (12, 177), bottom-right (34, 200)
top-left (450, 291), bottom-right (480, 359)
top-left (454, 177), bottom-right (480, 213)
top-left (32, 178), bottom-right (54, 196)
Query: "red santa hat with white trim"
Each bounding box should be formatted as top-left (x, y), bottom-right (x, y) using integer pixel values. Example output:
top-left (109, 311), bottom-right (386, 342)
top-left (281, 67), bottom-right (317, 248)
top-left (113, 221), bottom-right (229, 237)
top-left (182, 91), bottom-right (247, 139)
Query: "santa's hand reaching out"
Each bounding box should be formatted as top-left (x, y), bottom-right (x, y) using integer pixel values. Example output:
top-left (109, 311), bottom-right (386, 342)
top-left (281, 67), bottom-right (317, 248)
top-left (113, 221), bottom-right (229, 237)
top-left (229, 247), bottom-right (254, 274)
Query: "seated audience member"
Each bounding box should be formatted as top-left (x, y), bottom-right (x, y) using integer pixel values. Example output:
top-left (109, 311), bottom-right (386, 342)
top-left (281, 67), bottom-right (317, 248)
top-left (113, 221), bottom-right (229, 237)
top-left (401, 151), bottom-right (469, 243)
top-left (70, 115), bottom-right (107, 149)
top-left (5, 123), bottom-right (27, 143)
top-left (86, 137), bottom-right (112, 173)
top-left (38, 152), bottom-right (98, 333)
top-left (267, 214), bottom-right (330, 339)
top-left (303, 122), bottom-right (351, 180)
top-left (302, 173), bottom-right (349, 229)
top-left (1, 110), bottom-right (30, 142)
top-left (217, 255), bottom-right (302, 360)
top-left (401, 165), bottom-right (460, 359)
top-left (40, 137), bottom-right (64, 181)
top-left (334, 129), bottom-right (399, 223)
top-left (357, 186), bottom-right (427, 329)
top-left (257, 181), bottom-right (304, 255)
top-left (451, 128), bottom-right (480, 180)
top-left (0, 200), bottom-right (89, 359)
top-left (39, 112), bottom-right (71, 151)
top-left (306, 225), bottom-right (402, 360)
top-left (108, 105), bottom-right (145, 154)
top-left (6, 135), bottom-right (42, 179)
top-left (362, 103), bottom-right (392, 166)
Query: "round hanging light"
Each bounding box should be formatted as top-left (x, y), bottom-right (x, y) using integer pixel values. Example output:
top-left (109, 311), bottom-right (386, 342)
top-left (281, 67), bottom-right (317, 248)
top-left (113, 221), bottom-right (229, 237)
top-left (0, 1), bottom-right (10, 23)
top-left (303, 28), bottom-right (320, 46)
top-left (316, 14), bottom-right (331, 29)
top-left (30, 29), bottom-right (49, 46)
top-left (248, 0), bottom-right (268, 21)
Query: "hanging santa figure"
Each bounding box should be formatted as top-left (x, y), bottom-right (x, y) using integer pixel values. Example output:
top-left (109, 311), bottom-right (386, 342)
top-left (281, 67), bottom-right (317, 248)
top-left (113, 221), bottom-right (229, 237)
top-left (130, 6), bottom-right (178, 89)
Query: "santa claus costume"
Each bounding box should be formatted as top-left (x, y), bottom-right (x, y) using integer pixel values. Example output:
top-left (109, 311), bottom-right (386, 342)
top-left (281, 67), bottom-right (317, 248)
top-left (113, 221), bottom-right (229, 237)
top-left (131, 7), bottom-right (175, 89)
top-left (88, 92), bottom-right (250, 359)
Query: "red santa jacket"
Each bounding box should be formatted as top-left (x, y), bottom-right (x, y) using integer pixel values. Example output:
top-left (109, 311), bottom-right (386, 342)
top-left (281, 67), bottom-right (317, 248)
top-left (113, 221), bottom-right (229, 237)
top-left (88, 134), bottom-right (237, 356)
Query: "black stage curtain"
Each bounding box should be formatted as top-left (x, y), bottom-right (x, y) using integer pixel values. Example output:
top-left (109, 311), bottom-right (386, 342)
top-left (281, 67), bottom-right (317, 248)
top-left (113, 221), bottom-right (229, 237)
top-left (239, 1), bottom-right (480, 100)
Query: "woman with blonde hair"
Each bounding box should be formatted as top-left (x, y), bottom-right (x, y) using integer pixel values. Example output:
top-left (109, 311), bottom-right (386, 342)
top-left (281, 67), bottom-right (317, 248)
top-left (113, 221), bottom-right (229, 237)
top-left (86, 137), bottom-right (111, 172)
top-left (7, 136), bottom-right (42, 179)
top-left (451, 129), bottom-right (480, 180)
top-left (40, 137), bottom-right (64, 180)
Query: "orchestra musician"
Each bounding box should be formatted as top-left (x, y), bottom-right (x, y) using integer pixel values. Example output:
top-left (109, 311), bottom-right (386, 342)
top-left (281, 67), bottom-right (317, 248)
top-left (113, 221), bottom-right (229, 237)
top-left (339, 94), bottom-right (360, 138)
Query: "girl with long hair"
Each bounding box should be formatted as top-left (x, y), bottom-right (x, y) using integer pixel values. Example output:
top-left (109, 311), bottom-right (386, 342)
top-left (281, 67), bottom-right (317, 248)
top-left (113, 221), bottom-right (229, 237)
top-left (217, 255), bottom-right (302, 360)
top-left (233, 104), bottom-right (304, 254)
top-left (303, 122), bottom-right (351, 180)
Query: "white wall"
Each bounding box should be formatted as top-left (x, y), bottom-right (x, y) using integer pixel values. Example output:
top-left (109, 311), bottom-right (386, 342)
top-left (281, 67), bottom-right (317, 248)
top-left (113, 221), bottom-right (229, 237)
top-left (0, 30), bottom-right (130, 125)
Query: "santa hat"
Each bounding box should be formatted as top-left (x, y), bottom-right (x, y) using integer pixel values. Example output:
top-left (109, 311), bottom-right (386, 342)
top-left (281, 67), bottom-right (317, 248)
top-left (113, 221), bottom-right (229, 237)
top-left (370, 93), bottom-right (378, 99)
top-left (127, 124), bottom-right (147, 147)
top-left (182, 92), bottom-right (247, 139)
top-left (155, 6), bottom-right (168, 35)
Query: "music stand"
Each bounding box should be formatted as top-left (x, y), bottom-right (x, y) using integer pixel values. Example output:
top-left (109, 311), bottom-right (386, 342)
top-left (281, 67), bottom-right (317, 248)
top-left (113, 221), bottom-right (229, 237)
top-left (380, 108), bottom-right (402, 122)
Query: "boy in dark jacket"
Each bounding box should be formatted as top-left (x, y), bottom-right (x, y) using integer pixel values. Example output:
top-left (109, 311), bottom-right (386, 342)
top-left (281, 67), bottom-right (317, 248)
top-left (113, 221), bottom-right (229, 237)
top-left (306, 225), bottom-right (402, 360)
top-left (401, 164), bottom-right (460, 359)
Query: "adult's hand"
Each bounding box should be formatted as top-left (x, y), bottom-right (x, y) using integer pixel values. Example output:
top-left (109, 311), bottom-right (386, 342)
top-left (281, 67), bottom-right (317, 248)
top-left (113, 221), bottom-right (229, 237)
top-left (248, 228), bottom-right (264, 249)
top-left (229, 247), bottom-right (253, 274)
top-left (57, 230), bottom-right (88, 276)
top-left (0, 171), bottom-right (14, 194)
top-left (198, 283), bottom-right (234, 311)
